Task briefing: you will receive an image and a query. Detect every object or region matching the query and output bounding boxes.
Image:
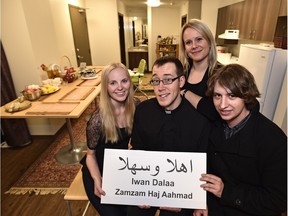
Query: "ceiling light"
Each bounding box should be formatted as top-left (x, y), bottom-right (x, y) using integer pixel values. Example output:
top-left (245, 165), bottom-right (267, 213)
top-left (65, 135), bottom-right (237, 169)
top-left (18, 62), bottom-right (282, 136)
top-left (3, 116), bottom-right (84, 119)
top-left (147, 0), bottom-right (161, 7)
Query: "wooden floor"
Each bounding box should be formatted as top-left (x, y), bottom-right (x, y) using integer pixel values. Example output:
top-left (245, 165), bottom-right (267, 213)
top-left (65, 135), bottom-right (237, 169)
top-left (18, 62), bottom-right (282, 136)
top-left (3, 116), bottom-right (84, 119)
top-left (1, 135), bottom-right (99, 216)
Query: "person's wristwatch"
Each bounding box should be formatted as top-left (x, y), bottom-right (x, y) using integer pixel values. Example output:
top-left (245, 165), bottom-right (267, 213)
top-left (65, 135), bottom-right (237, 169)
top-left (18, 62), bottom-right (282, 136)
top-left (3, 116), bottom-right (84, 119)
top-left (182, 89), bottom-right (188, 98)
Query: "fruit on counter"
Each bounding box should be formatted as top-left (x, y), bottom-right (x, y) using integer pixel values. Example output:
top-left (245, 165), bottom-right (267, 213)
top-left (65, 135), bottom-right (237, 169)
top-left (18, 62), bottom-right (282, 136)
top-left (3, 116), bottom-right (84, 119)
top-left (63, 72), bottom-right (76, 83)
top-left (25, 84), bottom-right (41, 93)
top-left (41, 85), bottom-right (58, 94)
top-left (22, 85), bottom-right (41, 101)
top-left (64, 67), bottom-right (76, 74)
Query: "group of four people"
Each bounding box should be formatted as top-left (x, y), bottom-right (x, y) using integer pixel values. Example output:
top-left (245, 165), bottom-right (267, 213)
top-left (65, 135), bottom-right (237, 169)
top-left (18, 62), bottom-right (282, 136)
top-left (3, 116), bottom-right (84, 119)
top-left (80, 19), bottom-right (287, 216)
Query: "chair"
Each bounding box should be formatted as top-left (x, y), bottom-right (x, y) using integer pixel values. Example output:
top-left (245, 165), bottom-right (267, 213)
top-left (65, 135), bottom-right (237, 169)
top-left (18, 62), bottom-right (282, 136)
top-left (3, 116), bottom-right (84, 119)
top-left (65, 167), bottom-right (160, 216)
top-left (130, 59), bottom-right (149, 99)
top-left (64, 168), bottom-right (90, 216)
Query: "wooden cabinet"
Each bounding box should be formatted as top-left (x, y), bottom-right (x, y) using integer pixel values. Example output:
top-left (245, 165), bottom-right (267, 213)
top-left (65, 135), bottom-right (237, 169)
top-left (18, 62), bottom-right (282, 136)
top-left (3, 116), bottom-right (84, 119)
top-left (279, 0), bottom-right (287, 16)
top-left (239, 0), bottom-right (281, 41)
top-left (238, 0), bottom-right (258, 40)
top-left (274, 16), bottom-right (287, 49)
top-left (156, 44), bottom-right (179, 59)
top-left (215, 7), bottom-right (226, 41)
top-left (257, 0), bottom-right (282, 41)
top-left (215, 2), bottom-right (243, 42)
top-left (216, 0), bottom-right (282, 42)
top-left (128, 51), bottom-right (149, 70)
top-left (225, 2), bottom-right (243, 30)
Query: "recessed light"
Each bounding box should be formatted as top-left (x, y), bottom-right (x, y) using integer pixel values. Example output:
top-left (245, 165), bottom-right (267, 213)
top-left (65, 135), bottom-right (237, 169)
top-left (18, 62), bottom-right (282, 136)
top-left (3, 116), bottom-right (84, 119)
top-left (147, 0), bottom-right (161, 7)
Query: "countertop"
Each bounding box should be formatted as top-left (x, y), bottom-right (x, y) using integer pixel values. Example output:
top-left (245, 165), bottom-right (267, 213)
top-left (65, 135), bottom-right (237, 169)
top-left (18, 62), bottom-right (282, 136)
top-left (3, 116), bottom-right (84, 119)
top-left (128, 46), bottom-right (148, 52)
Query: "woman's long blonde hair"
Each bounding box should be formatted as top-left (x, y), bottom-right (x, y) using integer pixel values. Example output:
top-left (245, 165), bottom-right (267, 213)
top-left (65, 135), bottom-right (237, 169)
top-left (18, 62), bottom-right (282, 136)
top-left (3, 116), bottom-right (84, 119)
top-left (180, 19), bottom-right (218, 76)
top-left (99, 63), bottom-right (135, 143)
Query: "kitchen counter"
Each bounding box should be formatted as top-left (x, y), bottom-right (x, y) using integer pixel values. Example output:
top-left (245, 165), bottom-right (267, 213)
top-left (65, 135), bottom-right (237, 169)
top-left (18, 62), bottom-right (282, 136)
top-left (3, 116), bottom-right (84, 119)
top-left (217, 53), bottom-right (239, 65)
top-left (0, 73), bottom-right (102, 118)
top-left (128, 46), bottom-right (149, 69)
top-left (128, 46), bottom-right (148, 52)
top-left (0, 66), bottom-right (103, 135)
top-left (0, 66), bottom-right (103, 164)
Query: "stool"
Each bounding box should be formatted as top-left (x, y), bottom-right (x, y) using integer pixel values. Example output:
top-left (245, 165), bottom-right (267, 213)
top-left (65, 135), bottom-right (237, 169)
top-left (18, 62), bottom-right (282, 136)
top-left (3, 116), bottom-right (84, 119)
top-left (64, 168), bottom-right (90, 216)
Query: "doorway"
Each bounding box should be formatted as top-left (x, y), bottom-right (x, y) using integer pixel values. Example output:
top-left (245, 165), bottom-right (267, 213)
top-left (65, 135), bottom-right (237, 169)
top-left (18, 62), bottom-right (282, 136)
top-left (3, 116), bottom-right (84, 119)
top-left (132, 20), bottom-right (136, 47)
top-left (118, 13), bottom-right (126, 65)
top-left (181, 14), bottom-right (187, 27)
top-left (69, 5), bottom-right (92, 66)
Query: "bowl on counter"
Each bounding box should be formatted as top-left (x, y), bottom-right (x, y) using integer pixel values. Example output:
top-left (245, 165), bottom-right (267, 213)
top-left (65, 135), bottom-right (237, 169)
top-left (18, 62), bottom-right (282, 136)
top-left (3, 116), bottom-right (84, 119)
top-left (22, 89), bottom-right (41, 101)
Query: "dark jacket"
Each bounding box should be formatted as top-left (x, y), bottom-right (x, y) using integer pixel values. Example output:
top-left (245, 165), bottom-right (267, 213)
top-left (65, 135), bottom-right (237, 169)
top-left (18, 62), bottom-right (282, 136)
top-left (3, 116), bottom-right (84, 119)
top-left (131, 97), bottom-right (210, 153)
top-left (207, 106), bottom-right (287, 216)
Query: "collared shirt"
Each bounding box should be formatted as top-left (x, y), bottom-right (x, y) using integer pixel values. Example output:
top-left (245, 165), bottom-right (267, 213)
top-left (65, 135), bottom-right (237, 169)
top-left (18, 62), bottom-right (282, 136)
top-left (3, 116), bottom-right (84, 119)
top-left (223, 112), bottom-right (251, 139)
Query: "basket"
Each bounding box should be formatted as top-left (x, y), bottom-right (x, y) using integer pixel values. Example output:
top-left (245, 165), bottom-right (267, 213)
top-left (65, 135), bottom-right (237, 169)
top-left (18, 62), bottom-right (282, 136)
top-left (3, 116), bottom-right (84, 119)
top-left (22, 90), bottom-right (41, 101)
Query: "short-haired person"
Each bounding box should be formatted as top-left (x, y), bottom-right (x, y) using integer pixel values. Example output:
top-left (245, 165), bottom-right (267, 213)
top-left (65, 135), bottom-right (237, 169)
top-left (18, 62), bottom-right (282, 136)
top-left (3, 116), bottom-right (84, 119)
top-left (127, 56), bottom-right (211, 216)
top-left (194, 64), bottom-right (287, 216)
top-left (180, 19), bottom-right (222, 120)
top-left (80, 63), bottom-right (140, 216)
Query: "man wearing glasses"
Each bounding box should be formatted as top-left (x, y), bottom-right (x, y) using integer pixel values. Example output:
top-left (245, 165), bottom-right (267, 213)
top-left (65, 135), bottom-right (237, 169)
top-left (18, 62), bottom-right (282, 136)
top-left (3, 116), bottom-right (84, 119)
top-left (128, 56), bottom-right (211, 216)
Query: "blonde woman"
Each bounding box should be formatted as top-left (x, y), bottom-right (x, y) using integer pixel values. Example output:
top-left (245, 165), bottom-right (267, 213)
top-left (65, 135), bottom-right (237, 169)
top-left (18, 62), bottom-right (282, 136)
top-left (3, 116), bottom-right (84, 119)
top-left (80, 63), bottom-right (140, 215)
top-left (180, 19), bottom-right (222, 120)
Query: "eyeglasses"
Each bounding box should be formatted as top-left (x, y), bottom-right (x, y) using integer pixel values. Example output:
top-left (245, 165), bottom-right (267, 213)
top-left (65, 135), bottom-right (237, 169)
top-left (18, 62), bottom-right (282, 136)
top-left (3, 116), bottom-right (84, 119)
top-left (150, 75), bottom-right (182, 86)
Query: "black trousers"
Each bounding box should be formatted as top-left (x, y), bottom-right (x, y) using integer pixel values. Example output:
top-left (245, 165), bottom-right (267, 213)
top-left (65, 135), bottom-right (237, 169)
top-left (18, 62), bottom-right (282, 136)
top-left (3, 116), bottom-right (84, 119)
top-left (127, 206), bottom-right (193, 216)
top-left (82, 164), bottom-right (193, 216)
top-left (81, 165), bottom-right (127, 216)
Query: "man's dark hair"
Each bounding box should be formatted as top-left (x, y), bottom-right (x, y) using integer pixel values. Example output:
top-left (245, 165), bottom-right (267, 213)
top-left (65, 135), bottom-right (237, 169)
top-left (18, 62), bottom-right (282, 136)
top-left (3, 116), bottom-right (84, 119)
top-left (206, 64), bottom-right (261, 110)
top-left (152, 56), bottom-right (184, 76)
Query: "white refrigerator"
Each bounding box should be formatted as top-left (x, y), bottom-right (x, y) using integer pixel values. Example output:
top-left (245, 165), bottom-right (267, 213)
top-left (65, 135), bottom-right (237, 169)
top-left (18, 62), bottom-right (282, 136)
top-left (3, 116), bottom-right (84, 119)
top-left (238, 44), bottom-right (287, 121)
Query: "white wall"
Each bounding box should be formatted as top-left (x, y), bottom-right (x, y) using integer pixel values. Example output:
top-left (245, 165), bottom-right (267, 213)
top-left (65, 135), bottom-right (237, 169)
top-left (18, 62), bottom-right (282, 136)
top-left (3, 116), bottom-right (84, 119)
top-left (2, 0), bottom-right (121, 91)
top-left (117, 0), bottom-right (133, 65)
top-left (180, 1), bottom-right (189, 19)
top-left (149, 7), bottom-right (181, 69)
top-left (1, 0), bottom-right (73, 135)
top-left (86, 0), bottom-right (121, 65)
top-left (1, 0), bottom-right (121, 135)
top-left (201, 0), bottom-right (219, 37)
top-left (188, 0), bottom-right (202, 19)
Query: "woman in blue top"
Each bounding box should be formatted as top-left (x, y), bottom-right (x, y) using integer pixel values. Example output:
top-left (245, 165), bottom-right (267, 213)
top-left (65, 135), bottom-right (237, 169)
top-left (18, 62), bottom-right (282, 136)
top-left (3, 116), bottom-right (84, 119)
top-left (80, 63), bottom-right (140, 216)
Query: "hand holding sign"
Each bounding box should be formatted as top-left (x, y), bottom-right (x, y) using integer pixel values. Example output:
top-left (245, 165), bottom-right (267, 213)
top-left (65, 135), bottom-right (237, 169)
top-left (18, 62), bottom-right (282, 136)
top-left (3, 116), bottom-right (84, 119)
top-left (101, 149), bottom-right (206, 209)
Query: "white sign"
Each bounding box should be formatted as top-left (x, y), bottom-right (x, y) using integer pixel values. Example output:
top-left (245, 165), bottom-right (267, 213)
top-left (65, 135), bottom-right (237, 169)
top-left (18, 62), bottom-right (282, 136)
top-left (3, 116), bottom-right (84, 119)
top-left (101, 149), bottom-right (206, 209)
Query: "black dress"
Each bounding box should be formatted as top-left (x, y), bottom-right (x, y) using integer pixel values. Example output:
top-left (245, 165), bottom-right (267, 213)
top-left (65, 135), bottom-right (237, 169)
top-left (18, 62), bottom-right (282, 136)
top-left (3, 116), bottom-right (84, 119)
top-left (182, 62), bottom-right (222, 121)
top-left (80, 108), bottom-right (130, 216)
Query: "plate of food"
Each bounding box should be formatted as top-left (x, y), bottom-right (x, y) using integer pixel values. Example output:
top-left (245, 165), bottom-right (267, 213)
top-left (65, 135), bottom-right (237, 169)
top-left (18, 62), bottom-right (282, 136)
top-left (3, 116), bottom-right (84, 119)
top-left (41, 85), bottom-right (60, 95)
top-left (78, 68), bottom-right (98, 79)
top-left (5, 98), bottom-right (32, 113)
top-left (81, 75), bottom-right (98, 80)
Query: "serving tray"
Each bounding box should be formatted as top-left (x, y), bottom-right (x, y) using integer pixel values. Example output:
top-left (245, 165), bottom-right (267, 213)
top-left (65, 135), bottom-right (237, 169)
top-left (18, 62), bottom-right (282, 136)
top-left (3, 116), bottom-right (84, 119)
top-left (26, 102), bottom-right (79, 115)
top-left (4, 100), bottom-right (32, 113)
